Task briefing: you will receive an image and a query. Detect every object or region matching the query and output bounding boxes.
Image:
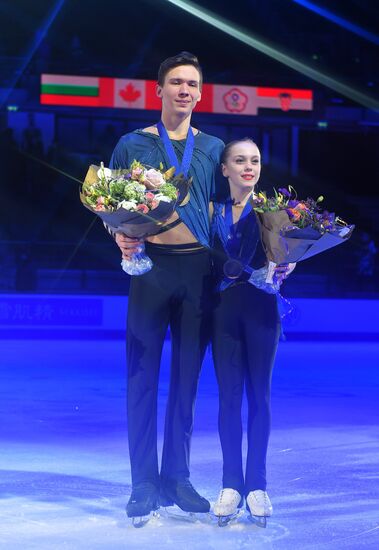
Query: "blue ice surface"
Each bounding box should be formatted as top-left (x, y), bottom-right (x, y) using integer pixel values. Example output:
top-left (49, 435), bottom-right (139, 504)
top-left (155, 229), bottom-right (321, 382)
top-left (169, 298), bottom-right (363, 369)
top-left (0, 297), bottom-right (378, 549)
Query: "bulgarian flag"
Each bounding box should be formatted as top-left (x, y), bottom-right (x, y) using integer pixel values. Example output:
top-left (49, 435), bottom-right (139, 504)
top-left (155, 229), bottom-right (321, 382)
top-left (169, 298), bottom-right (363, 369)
top-left (41, 74), bottom-right (115, 107)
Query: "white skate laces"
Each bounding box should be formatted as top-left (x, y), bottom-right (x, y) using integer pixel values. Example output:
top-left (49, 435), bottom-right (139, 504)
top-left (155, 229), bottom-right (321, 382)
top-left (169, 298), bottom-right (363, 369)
top-left (246, 490), bottom-right (273, 517)
top-left (213, 488), bottom-right (242, 516)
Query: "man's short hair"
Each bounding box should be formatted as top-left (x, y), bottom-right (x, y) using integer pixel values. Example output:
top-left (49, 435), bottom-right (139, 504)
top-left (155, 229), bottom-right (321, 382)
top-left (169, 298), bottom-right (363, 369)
top-left (158, 51), bottom-right (203, 89)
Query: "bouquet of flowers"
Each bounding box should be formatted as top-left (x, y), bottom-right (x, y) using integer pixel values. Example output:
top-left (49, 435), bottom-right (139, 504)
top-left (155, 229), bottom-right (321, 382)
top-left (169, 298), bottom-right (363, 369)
top-left (80, 161), bottom-right (191, 275)
top-left (251, 186), bottom-right (354, 283)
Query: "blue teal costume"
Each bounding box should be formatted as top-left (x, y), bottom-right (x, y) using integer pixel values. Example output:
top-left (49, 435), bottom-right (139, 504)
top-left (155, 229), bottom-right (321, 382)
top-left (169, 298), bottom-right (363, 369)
top-left (110, 129), bottom-right (224, 492)
top-left (211, 199), bottom-right (281, 496)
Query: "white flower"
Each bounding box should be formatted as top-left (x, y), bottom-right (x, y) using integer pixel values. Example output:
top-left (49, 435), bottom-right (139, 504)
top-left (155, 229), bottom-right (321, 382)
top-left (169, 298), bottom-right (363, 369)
top-left (118, 200), bottom-right (137, 211)
top-left (144, 168), bottom-right (165, 188)
top-left (97, 162), bottom-right (112, 181)
top-left (129, 182), bottom-right (146, 193)
top-left (155, 194), bottom-right (172, 203)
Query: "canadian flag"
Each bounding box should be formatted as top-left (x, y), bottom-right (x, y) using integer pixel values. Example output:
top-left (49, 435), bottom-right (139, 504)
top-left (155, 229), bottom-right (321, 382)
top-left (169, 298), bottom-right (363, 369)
top-left (114, 79), bottom-right (145, 109)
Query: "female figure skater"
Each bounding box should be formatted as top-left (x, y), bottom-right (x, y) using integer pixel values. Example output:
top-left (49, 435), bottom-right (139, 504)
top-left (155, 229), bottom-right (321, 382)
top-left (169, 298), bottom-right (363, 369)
top-left (211, 138), bottom-right (294, 527)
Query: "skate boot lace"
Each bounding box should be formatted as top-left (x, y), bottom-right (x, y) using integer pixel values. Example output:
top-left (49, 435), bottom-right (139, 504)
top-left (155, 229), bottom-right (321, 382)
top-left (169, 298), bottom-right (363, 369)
top-left (175, 479), bottom-right (209, 503)
top-left (247, 490), bottom-right (272, 515)
top-left (219, 488), bottom-right (240, 504)
top-left (257, 491), bottom-right (268, 505)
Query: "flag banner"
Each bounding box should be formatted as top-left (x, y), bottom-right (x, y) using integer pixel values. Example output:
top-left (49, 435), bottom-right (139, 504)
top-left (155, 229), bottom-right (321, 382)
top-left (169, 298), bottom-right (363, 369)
top-left (114, 79), bottom-right (145, 109)
top-left (213, 85), bottom-right (258, 115)
top-left (41, 74), bottom-right (313, 114)
top-left (257, 87), bottom-right (313, 112)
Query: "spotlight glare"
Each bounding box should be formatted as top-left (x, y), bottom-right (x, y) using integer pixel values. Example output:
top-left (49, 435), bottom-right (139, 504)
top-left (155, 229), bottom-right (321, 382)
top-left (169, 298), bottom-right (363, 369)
top-left (293, 0), bottom-right (379, 46)
top-left (163, 0), bottom-right (379, 111)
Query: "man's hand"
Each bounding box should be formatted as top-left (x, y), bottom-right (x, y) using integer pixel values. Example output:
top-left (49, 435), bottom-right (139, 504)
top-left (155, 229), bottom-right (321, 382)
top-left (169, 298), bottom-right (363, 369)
top-left (115, 233), bottom-right (144, 260)
top-left (274, 262), bottom-right (296, 284)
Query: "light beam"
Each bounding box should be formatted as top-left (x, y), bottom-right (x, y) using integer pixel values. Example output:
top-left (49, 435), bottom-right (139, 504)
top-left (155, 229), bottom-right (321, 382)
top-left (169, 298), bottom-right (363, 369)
top-left (0, 0), bottom-right (66, 109)
top-left (292, 0), bottom-right (379, 46)
top-left (162, 0), bottom-right (379, 111)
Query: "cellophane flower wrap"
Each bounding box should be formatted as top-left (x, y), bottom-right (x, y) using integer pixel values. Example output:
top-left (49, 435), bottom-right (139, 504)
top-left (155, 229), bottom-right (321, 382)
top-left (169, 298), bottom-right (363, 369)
top-left (80, 161), bottom-right (191, 275)
top-left (251, 187), bottom-right (354, 283)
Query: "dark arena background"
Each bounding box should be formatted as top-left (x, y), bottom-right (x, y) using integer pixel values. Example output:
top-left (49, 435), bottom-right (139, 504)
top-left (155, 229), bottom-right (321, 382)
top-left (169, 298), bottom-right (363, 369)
top-left (1, 1), bottom-right (379, 548)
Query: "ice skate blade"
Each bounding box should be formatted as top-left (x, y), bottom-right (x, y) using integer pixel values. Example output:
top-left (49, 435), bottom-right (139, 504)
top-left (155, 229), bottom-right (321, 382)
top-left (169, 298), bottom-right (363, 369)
top-left (217, 508), bottom-right (245, 527)
top-left (162, 507), bottom-right (212, 524)
top-left (131, 511), bottom-right (159, 528)
top-left (248, 514), bottom-right (267, 528)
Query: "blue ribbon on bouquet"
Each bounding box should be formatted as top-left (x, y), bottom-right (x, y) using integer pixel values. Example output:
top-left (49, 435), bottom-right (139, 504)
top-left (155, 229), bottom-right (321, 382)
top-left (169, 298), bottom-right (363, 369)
top-left (157, 120), bottom-right (195, 177)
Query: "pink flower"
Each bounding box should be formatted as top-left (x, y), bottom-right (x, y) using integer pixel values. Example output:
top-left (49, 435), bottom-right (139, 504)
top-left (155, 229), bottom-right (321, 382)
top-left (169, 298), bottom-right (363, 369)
top-left (144, 168), bottom-right (165, 189)
top-left (150, 200), bottom-right (159, 209)
top-left (295, 202), bottom-right (309, 211)
top-left (145, 192), bottom-right (155, 201)
top-left (131, 167), bottom-right (143, 180)
top-left (136, 204), bottom-right (149, 214)
top-left (95, 196), bottom-right (106, 210)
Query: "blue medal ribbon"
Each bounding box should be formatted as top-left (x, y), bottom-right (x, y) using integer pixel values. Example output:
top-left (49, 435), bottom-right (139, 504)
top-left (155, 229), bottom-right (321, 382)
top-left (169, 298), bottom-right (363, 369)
top-left (215, 198), bottom-right (259, 287)
top-left (213, 200), bottom-right (292, 318)
top-left (224, 199), bottom-right (253, 256)
top-left (157, 120), bottom-right (195, 177)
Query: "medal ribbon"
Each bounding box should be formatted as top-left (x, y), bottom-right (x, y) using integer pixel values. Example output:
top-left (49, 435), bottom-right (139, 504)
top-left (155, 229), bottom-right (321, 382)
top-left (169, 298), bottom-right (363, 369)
top-left (215, 198), bottom-right (259, 289)
top-left (224, 199), bottom-right (253, 258)
top-left (157, 120), bottom-right (195, 177)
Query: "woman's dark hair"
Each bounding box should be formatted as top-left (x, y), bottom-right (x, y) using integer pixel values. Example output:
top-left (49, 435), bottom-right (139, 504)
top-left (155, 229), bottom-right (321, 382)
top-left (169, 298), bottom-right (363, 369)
top-left (221, 138), bottom-right (258, 164)
top-left (158, 51), bottom-right (203, 89)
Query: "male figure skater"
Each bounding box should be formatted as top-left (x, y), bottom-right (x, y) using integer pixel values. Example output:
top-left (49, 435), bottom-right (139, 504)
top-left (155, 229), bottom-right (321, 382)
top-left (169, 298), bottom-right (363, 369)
top-left (109, 52), bottom-right (224, 521)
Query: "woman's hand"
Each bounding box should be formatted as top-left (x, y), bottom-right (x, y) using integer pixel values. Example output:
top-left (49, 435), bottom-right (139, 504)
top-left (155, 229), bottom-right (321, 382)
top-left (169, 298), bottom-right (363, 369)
top-left (274, 262), bottom-right (296, 284)
top-left (115, 233), bottom-right (144, 260)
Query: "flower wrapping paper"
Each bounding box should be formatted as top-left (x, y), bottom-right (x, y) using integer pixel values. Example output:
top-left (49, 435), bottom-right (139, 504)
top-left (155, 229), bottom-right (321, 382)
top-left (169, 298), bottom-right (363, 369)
top-left (255, 209), bottom-right (354, 282)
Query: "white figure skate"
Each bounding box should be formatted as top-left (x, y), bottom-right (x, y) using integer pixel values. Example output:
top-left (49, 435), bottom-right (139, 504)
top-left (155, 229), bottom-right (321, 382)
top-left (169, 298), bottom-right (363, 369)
top-left (246, 490), bottom-right (273, 528)
top-left (213, 488), bottom-right (244, 526)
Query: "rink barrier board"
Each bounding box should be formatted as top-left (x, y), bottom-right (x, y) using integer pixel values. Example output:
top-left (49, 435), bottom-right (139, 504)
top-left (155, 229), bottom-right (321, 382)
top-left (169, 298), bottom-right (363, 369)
top-left (0, 294), bottom-right (378, 340)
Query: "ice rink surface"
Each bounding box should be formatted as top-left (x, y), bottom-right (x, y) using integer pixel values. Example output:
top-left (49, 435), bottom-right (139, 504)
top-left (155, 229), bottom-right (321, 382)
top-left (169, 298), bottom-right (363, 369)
top-left (1, 337), bottom-right (378, 549)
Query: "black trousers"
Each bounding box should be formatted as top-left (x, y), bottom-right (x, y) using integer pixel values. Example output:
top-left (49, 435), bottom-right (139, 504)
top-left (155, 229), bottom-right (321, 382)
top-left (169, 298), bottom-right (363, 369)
top-left (212, 282), bottom-right (281, 495)
top-left (126, 243), bottom-right (213, 487)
